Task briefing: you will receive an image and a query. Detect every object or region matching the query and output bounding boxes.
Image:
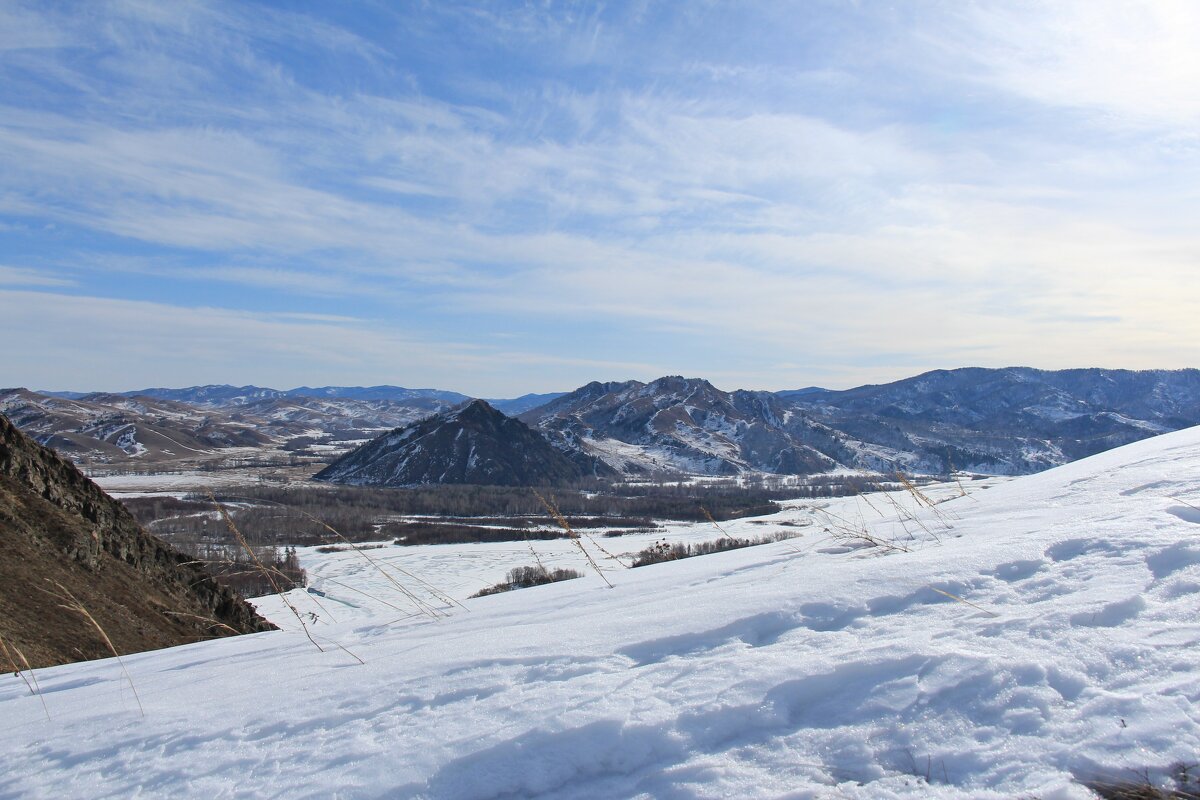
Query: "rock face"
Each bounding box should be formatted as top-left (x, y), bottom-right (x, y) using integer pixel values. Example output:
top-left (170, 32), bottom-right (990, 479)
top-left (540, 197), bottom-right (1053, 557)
top-left (0, 412), bottom-right (273, 670)
top-left (315, 400), bottom-right (613, 487)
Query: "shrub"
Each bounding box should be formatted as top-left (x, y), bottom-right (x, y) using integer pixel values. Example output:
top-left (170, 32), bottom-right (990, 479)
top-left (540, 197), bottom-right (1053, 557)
top-left (631, 532), bottom-right (795, 567)
top-left (470, 565), bottom-right (584, 597)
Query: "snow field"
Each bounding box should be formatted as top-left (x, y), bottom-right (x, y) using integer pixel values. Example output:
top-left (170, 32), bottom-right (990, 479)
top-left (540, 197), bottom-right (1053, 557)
top-left (2, 428), bottom-right (1200, 797)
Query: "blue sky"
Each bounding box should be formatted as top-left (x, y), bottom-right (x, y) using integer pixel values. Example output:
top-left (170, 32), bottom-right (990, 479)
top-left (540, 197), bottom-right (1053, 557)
top-left (1, 1), bottom-right (1198, 395)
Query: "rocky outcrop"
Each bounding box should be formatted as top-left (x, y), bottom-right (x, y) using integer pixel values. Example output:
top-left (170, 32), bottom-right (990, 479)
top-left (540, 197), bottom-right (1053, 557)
top-left (0, 412), bottom-right (273, 669)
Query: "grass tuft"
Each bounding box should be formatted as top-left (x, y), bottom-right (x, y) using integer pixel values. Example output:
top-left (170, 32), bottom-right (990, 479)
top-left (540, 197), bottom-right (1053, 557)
top-left (0, 633), bottom-right (50, 721)
top-left (44, 580), bottom-right (144, 717)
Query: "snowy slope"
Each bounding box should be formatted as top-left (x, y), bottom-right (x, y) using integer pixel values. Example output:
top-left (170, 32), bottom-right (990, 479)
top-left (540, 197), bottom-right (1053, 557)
top-left (4, 428), bottom-right (1200, 798)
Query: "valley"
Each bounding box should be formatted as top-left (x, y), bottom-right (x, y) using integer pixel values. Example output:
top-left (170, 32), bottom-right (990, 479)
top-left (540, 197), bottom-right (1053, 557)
top-left (8, 368), bottom-right (1197, 603)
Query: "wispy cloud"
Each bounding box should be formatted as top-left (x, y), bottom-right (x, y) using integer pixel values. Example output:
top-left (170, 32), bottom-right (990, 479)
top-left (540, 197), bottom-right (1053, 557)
top-left (0, 0), bottom-right (1196, 394)
top-left (0, 265), bottom-right (74, 287)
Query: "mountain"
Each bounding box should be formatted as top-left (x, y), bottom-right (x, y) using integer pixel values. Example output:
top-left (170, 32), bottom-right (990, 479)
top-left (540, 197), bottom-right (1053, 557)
top-left (118, 384), bottom-right (469, 407)
top-left (315, 400), bottom-right (613, 487)
top-left (282, 385), bottom-right (469, 405)
top-left (117, 384), bottom-right (289, 406)
top-left (782, 367), bottom-right (1200, 473)
top-left (484, 392), bottom-right (567, 416)
top-left (0, 412), bottom-right (272, 669)
top-left (520, 376), bottom-right (844, 475)
top-left (0, 388), bottom-right (272, 463)
top-left (519, 369), bottom-right (1200, 477)
top-left (0, 388), bottom-right (465, 466)
top-left (10, 368), bottom-right (1198, 478)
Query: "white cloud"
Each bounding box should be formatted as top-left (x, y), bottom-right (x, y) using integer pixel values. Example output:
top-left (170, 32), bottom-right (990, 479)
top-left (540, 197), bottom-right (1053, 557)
top-left (942, 0), bottom-right (1200, 129)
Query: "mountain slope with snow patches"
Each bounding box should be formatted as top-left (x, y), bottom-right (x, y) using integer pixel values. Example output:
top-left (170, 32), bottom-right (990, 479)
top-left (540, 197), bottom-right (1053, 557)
top-left (3, 427), bottom-right (1200, 797)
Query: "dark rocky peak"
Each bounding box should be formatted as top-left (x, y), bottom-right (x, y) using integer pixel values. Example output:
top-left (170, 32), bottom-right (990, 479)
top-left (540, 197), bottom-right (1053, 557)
top-left (315, 398), bottom-right (613, 487)
top-left (449, 398), bottom-right (504, 423)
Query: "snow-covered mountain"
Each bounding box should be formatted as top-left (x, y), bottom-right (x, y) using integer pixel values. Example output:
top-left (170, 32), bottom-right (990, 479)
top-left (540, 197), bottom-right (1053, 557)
top-left (516, 369), bottom-right (1200, 478)
top-left (0, 388), bottom-right (272, 462)
top-left (784, 367), bottom-right (1200, 474)
top-left (5, 425), bottom-right (1200, 797)
top-left (9, 368), bottom-right (1198, 477)
top-left (486, 391), bottom-right (567, 416)
top-left (520, 376), bottom-right (847, 476)
top-left (0, 388), bottom-right (461, 465)
top-left (316, 399), bottom-right (614, 487)
top-left (112, 383), bottom-right (563, 411)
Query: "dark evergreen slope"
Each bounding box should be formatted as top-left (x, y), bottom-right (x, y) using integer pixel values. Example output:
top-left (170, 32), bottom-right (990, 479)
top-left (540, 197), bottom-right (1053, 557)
top-left (0, 413), bottom-right (273, 670)
top-left (314, 400), bottom-right (613, 487)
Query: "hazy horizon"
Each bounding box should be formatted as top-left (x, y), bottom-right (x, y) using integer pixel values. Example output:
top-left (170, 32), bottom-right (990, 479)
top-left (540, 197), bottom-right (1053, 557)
top-left (18, 363), bottom-right (1200, 401)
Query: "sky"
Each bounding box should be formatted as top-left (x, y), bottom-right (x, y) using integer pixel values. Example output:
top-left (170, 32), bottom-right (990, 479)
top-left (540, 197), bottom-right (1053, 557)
top-left (1, 0), bottom-right (1198, 396)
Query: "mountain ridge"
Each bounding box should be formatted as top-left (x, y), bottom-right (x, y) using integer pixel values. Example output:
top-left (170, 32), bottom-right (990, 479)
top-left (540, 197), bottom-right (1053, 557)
top-left (8, 366), bottom-right (1199, 480)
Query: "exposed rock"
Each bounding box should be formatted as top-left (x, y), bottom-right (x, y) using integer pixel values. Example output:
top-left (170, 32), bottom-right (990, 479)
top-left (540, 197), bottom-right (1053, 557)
top-left (0, 412), bottom-right (273, 669)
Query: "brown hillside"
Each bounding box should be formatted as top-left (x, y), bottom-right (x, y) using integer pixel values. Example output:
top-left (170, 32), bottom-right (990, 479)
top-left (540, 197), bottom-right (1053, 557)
top-left (0, 412), bottom-right (274, 670)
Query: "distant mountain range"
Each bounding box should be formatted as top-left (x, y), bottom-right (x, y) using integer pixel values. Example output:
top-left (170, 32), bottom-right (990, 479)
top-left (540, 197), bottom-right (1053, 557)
top-left (37, 384), bottom-right (567, 416)
top-left (8, 367), bottom-right (1200, 479)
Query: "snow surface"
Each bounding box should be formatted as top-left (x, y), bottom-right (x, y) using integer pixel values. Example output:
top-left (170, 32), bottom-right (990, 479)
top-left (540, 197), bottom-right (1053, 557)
top-left (5, 428), bottom-right (1200, 798)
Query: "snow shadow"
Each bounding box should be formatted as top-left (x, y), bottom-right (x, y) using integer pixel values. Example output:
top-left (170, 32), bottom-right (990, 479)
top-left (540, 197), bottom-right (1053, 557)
top-left (618, 611), bottom-right (801, 666)
top-left (394, 654), bottom-right (970, 800)
top-left (1166, 505), bottom-right (1200, 525)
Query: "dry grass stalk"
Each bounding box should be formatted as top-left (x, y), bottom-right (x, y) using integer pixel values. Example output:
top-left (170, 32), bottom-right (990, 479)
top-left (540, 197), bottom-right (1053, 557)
top-left (0, 633), bottom-right (50, 721)
top-left (524, 534), bottom-right (549, 574)
top-left (537, 491), bottom-right (630, 568)
top-left (318, 577), bottom-right (417, 616)
top-left (927, 586), bottom-right (999, 618)
top-left (208, 491), bottom-right (327, 653)
top-left (238, 495), bottom-right (459, 617)
top-left (813, 504), bottom-right (911, 554)
top-left (873, 490), bottom-right (927, 543)
top-left (160, 610), bottom-right (240, 635)
top-left (854, 489), bottom-right (888, 519)
top-left (534, 490), bottom-right (615, 587)
top-left (1173, 496), bottom-right (1200, 512)
top-left (1081, 764), bottom-right (1200, 799)
top-left (699, 506), bottom-right (729, 537)
top-left (945, 452), bottom-right (970, 498)
top-left (289, 506), bottom-right (460, 615)
top-left (45, 580), bottom-right (144, 717)
top-left (894, 471), bottom-right (937, 508)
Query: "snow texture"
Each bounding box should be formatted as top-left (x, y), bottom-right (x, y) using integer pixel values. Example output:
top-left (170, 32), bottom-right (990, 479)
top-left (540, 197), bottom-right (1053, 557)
top-left (4, 427), bottom-right (1200, 798)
